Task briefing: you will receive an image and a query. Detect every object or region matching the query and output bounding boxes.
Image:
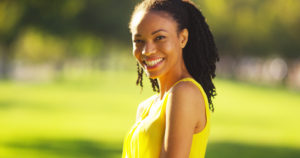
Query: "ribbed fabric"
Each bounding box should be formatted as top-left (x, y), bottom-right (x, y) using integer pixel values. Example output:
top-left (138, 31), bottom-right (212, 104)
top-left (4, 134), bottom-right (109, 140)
top-left (122, 78), bottom-right (210, 158)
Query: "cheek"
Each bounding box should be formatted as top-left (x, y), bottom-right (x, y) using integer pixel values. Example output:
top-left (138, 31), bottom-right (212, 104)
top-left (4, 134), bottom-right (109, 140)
top-left (158, 41), bottom-right (172, 53)
top-left (133, 47), bottom-right (142, 62)
top-left (161, 40), bottom-right (181, 57)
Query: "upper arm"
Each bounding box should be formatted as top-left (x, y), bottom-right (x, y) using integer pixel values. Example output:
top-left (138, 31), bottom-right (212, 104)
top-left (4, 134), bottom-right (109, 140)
top-left (160, 82), bottom-right (206, 158)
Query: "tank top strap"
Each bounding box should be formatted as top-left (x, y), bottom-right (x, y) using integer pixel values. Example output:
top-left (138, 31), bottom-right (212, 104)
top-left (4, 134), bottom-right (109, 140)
top-left (143, 78), bottom-right (210, 121)
top-left (172, 77), bottom-right (197, 87)
top-left (161, 78), bottom-right (201, 111)
top-left (169, 77), bottom-right (210, 115)
top-left (171, 77), bottom-right (205, 93)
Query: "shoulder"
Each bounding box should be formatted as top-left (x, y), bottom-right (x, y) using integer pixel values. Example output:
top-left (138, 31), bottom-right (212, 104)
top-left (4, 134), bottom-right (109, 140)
top-left (136, 95), bottom-right (157, 121)
top-left (169, 81), bottom-right (204, 105)
top-left (161, 81), bottom-right (207, 156)
top-left (166, 81), bottom-right (206, 126)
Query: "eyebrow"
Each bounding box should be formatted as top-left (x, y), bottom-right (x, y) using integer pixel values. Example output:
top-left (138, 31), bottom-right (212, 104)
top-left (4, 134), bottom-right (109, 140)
top-left (152, 29), bottom-right (167, 35)
top-left (134, 29), bottom-right (168, 37)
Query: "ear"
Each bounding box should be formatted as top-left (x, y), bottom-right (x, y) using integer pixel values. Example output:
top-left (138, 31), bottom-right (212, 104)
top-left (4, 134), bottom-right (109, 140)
top-left (179, 28), bottom-right (189, 48)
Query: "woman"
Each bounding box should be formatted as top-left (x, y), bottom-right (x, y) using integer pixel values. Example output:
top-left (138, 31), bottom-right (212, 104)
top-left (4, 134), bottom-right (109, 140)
top-left (122, 0), bottom-right (219, 158)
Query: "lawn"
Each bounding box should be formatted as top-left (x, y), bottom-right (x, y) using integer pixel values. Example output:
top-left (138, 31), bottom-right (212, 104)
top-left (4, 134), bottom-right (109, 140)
top-left (0, 70), bottom-right (299, 158)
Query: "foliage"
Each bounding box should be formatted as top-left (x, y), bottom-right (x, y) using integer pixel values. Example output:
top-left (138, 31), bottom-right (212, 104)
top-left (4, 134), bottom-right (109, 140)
top-left (197, 0), bottom-right (300, 57)
top-left (0, 0), bottom-right (134, 69)
top-left (0, 0), bottom-right (299, 77)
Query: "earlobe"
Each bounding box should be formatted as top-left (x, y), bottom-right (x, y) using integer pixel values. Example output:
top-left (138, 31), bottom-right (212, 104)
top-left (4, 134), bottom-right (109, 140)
top-left (180, 28), bottom-right (189, 48)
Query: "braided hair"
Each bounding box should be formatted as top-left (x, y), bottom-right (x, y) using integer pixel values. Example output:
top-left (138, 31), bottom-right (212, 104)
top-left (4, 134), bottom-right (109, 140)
top-left (130, 0), bottom-right (219, 112)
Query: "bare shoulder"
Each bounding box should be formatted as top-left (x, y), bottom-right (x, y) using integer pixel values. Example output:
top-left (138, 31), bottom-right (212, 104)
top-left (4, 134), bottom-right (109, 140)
top-left (167, 81), bottom-right (206, 131)
top-left (170, 81), bottom-right (204, 104)
top-left (161, 81), bottom-right (207, 157)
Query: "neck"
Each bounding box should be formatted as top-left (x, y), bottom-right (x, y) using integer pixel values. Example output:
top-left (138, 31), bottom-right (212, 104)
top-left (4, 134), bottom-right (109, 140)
top-left (157, 64), bottom-right (191, 100)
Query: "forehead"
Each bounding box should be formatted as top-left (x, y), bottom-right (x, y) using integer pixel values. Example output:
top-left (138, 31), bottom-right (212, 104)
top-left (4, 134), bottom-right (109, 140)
top-left (131, 11), bottom-right (178, 36)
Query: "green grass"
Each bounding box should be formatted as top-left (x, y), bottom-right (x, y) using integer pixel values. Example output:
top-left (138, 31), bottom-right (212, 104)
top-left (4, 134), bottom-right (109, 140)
top-left (0, 70), bottom-right (299, 158)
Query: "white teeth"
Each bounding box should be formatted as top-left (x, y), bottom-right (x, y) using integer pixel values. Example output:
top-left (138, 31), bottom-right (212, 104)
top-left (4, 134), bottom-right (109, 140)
top-left (145, 58), bottom-right (163, 66)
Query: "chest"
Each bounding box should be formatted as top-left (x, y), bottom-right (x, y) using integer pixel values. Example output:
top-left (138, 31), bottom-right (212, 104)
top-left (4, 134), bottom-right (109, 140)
top-left (136, 99), bottom-right (166, 134)
top-left (147, 100), bottom-right (163, 119)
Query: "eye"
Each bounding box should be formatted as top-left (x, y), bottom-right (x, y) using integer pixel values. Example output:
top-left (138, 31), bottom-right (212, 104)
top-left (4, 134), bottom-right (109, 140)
top-left (155, 36), bottom-right (165, 41)
top-left (133, 39), bottom-right (144, 44)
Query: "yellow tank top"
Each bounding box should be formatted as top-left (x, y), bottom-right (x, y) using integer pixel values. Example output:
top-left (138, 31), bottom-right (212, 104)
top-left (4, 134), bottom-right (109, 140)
top-left (122, 78), bottom-right (210, 158)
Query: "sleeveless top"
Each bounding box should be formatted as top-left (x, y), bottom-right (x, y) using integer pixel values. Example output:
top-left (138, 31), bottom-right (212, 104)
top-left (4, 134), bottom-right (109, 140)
top-left (122, 78), bottom-right (211, 158)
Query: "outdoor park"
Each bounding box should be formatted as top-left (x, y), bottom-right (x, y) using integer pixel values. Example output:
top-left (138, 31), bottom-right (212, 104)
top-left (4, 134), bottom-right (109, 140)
top-left (0, 0), bottom-right (300, 158)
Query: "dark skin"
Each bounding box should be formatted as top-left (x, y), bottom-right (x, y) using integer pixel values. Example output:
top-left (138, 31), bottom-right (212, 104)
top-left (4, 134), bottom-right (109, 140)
top-left (131, 11), bottom-right (207, 158)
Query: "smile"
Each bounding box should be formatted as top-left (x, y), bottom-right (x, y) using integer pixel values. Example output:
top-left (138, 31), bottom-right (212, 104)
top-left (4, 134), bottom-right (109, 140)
top-left (143, 57), bottom-right (164, 69)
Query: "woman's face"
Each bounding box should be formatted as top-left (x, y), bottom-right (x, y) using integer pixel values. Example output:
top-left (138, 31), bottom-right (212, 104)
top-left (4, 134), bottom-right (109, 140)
top-left (131, 11), bottom-right (188, 79)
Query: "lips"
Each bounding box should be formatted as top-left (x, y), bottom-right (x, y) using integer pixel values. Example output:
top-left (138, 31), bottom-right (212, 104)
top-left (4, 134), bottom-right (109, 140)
top-left (143, 57), bottom-right (164, 69)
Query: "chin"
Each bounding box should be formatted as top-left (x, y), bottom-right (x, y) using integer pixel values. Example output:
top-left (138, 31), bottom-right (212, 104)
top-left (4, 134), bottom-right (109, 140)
top-left (149, 76), bottom-right (158, 79)
top-left (145, 71), bottom-right (161, 79)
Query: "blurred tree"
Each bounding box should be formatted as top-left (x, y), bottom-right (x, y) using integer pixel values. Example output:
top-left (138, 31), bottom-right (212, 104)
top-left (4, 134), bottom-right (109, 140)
top-left (197, 0), bottom-right (300, 57)
top-left (0, 0), bottom-right (135, 78)
top-left (0, 0), bottom-right (299, 79)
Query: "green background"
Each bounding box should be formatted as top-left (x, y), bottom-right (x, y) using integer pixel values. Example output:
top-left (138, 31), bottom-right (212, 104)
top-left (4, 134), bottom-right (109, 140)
top-left (0, 70), bottom-right (299, 157)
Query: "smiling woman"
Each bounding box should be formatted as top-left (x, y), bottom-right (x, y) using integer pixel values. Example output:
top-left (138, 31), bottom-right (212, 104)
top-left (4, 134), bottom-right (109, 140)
top-left (122, 0), bottom-right (219, 158)
top-left (132, 11), bottom-right (188, 81)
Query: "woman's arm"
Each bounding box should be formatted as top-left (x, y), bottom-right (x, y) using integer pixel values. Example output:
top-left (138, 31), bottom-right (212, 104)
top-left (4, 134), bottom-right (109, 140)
top-left (160, 81), bottom-right (207, 158)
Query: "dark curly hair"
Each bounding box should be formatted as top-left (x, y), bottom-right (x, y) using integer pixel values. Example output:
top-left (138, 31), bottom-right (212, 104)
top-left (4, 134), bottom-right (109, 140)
top-left (130, 0), bottom-right (219, 112)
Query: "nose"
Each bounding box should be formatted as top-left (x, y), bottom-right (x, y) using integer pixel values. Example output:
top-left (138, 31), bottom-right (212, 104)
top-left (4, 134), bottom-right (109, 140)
top-left (142, 41), bottom-right (156, 56)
